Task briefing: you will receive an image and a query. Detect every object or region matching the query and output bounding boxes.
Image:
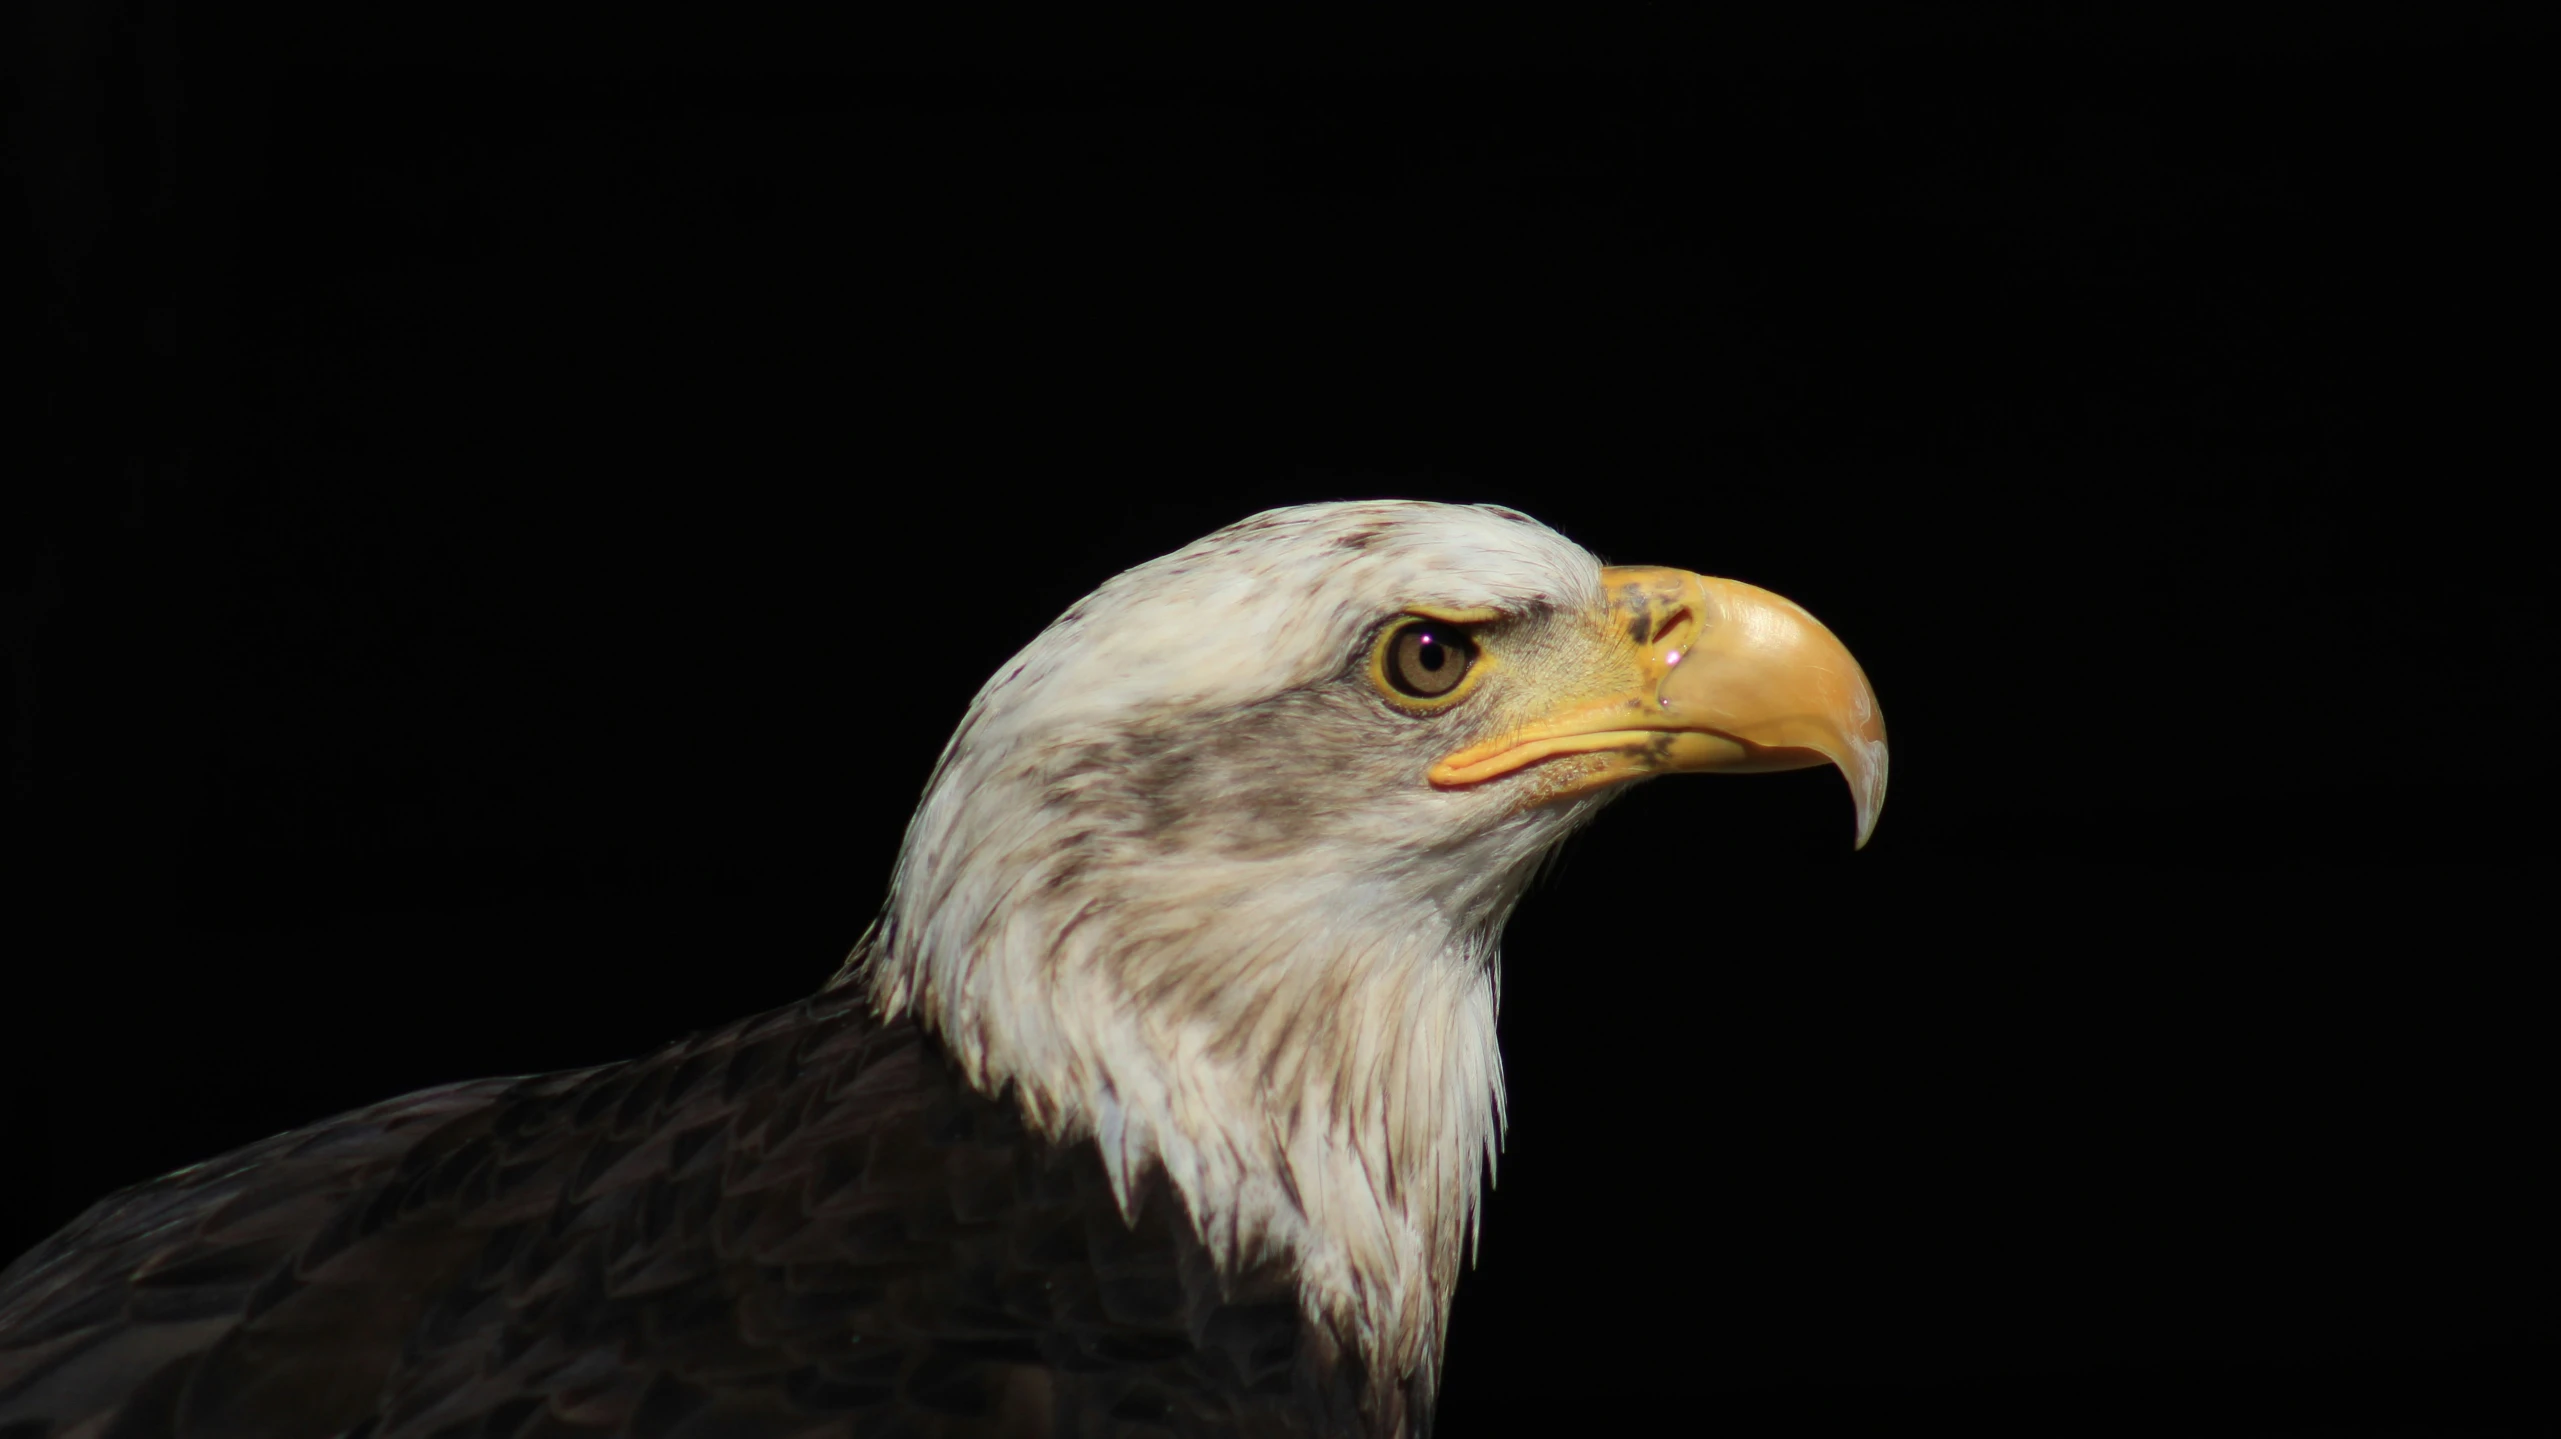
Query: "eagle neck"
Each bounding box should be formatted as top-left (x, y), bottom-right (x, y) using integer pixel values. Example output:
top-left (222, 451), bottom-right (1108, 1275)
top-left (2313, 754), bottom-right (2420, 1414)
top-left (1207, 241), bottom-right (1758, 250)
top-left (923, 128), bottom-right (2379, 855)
top-left (854, 891), bottom-right (1505, 1399)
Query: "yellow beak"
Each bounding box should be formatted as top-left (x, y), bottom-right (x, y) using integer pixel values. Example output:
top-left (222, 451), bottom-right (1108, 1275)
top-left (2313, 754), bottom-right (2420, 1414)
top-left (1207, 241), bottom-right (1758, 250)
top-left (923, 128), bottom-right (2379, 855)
top-left (1429, 566), bottom-right (1890, 848)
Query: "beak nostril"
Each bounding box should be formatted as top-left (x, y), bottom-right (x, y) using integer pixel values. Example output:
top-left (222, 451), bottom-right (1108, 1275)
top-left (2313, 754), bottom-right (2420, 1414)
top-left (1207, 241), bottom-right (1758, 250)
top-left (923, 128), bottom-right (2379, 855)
top-left (1650, 607), bottom-right (1691, 646)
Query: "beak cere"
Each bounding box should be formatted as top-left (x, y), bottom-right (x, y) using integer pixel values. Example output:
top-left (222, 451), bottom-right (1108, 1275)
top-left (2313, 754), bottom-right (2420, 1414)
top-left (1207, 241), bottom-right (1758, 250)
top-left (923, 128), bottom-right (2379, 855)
top-left (1429, 566), bottom-right (1890, 847)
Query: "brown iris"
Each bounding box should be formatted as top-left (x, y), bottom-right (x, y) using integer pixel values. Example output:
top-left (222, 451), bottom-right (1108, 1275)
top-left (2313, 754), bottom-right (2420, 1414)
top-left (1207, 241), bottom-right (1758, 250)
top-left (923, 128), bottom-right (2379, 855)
top-left (1384, 621), bottom-right (1478, 699)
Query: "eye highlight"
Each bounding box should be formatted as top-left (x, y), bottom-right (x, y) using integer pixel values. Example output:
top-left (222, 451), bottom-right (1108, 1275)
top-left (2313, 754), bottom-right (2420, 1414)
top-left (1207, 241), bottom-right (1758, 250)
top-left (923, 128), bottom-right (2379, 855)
top-left (1374, 619), bottom-right (1482, 707)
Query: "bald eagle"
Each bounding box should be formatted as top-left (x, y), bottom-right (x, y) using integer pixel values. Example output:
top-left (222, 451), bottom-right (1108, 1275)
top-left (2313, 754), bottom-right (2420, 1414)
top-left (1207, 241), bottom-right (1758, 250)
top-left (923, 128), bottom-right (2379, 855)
top-left (0, 502), bottom-right (1884, 1438)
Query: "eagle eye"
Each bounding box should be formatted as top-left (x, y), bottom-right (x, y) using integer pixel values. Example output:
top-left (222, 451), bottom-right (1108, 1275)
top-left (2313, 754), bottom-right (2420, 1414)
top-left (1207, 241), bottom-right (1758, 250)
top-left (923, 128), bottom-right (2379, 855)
top-left (1377, 620), bottom-right (1481, 705)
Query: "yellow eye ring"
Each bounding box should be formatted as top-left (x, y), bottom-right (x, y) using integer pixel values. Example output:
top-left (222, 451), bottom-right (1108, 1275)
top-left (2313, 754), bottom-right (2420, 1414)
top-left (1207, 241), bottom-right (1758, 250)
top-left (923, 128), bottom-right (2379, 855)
top-left (1369, 610), bottom-right (1495, 713)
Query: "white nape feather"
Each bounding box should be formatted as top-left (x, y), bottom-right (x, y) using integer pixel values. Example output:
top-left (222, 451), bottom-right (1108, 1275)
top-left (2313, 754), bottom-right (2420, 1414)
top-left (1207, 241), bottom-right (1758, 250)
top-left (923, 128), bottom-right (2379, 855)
top-left (846, 501), bottom-right (1616, 1391)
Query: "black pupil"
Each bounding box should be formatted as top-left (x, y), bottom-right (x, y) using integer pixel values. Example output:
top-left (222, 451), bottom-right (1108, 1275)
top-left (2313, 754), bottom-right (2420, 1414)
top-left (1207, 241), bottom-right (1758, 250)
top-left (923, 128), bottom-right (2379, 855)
top-left (1414, 634), bottom-right (1447, 670)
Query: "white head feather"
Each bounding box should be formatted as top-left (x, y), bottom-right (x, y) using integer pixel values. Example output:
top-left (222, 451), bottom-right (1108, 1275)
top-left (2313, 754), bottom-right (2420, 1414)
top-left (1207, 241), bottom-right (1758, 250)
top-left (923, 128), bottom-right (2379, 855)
top-left (851, 500), bottom-right (1622, 1388)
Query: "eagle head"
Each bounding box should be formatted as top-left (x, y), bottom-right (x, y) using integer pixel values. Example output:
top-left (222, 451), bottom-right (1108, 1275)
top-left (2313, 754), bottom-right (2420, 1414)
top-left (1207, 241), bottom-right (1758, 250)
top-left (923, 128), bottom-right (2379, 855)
top-left (854, 500), bottom-right (1885, 1383)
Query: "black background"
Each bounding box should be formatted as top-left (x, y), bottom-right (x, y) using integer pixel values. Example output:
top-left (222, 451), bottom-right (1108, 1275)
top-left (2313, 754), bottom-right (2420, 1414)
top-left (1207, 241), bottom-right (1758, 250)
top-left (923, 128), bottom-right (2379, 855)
top-left (4, 9), bottom-right (2554, 1436)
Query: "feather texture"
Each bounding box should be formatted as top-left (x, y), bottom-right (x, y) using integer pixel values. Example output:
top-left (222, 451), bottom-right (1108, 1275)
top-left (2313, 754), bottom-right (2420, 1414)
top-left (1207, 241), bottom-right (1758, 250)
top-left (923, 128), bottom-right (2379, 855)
top-left (0, 995), bottom-right (1406, 1438)
top-left (864, 503), bottom-right (1618, 1393)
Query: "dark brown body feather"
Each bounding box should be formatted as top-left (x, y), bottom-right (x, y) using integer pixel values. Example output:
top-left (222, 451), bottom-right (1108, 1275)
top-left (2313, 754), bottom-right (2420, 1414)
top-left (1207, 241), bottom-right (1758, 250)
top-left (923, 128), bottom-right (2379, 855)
top-left (0, 996), bottom-right (1413, 1439)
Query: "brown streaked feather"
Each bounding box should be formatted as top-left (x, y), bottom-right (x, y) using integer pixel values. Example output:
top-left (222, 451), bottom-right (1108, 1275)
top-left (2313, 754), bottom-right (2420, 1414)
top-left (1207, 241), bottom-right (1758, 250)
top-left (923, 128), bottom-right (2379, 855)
top-left (0, 998), bottom-right (1414, 1438)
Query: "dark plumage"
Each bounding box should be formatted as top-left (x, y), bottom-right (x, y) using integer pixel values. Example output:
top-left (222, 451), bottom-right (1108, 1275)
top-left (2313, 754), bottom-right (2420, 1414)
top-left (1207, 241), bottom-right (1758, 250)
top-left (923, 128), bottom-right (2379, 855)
top-left (0, 995), bottom-right (1393, 1438)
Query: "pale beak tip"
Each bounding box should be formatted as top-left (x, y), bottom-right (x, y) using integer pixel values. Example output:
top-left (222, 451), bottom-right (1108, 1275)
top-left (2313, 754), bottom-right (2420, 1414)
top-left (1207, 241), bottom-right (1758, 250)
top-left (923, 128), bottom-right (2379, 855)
top-left (1847, 736), bottom-right (1889, 851)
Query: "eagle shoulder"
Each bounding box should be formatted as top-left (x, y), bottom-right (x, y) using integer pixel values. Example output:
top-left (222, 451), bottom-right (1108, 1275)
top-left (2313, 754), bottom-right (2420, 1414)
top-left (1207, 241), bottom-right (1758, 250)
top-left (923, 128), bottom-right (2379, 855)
top-left (0, 997), bottom-right (1401, 1438)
